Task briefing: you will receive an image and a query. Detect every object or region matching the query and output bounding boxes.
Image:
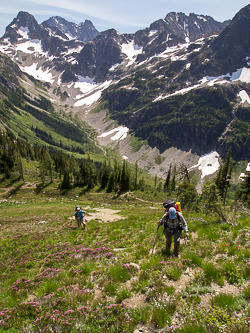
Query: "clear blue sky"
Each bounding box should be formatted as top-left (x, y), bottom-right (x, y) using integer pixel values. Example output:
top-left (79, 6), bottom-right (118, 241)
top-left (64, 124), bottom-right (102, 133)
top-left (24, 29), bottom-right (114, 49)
top-left (1, 0), bottom-right (250, 37)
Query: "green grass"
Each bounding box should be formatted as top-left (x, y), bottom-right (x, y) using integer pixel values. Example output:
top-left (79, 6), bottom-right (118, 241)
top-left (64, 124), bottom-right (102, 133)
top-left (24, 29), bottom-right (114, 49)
top-left (211, 293), bottom-right (237, 309)
top-left (151, 302), bottom-right (176, 328)
top-left (0, 186), bottom-right (250, 332)
top-left (243, 284), bottom-right (250, 300)
top-left (202, 262), bottom-right (223, 285)
top-left (116, 288), bottom-right (132, 303)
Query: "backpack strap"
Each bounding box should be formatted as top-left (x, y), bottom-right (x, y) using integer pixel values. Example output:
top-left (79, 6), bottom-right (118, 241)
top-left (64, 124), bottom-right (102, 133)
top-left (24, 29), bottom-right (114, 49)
top-left (176, 211), bottom-right (180, 222)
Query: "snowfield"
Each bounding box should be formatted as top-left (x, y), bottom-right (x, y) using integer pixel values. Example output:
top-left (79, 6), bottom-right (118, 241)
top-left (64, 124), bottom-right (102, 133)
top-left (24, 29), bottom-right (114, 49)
top-left (191, 151), bottom-right (220, 179)
top-left (238, 90), bottom-right (250, 104)
top-left (121, 40), bottom-right (143, 66)
top-left (98, 126), bottom-right (129, 141)
top-left (153, 66), bottom-right (250, 102)
top-left (20, 63), bottom-right (55, 83)
top-left (74, 80), bottom-right (112, 107)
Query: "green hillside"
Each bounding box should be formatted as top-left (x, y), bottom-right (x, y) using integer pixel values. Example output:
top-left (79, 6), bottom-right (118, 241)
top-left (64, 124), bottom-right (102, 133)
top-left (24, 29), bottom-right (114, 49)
top-left (0, 183), bottom-right (250, 332)
top-left (101, 79), bottom-right (250, 160)
top-left (0, 52), bottom-right (102, 161)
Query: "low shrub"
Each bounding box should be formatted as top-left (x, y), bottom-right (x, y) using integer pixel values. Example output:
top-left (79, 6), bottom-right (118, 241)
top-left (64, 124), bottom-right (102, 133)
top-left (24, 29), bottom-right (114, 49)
top-left (223, 261), bottom-right (243, 285)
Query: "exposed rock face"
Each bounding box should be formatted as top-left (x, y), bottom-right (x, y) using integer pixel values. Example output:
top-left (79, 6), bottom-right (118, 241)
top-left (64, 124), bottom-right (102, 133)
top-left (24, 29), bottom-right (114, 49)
top-left (44, 16), bottom-right (99, 42)
top-left (2, 11), bottom-right (45, 44)
top-left (0, 11), bottom-right (97, 58)
top-left (191, 4), bottom-right (250, 76)
top-left (77, 29), bottom-right (127, 82)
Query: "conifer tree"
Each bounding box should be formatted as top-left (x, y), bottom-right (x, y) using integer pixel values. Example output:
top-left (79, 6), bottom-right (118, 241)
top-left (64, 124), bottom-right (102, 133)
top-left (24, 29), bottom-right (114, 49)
top-left (164, 164), bottom-right (171, 191)
top-left (179, 163), bottom-right (190, 183)
top-left (14, 150), bottom-right (25, 183)
top-left (61, 157), bottom-right (71, 189)
top-left (154, 174), bottom-right (158, 190)
top-left (100, 159), bottom-right (110, 188)
top-left (86, 154), bottom-right (97, 189)
top-left (237, 170), bottom-right (250, 206)
top-left (171, 165), bottom-right (176, 191)
top-left (106, 171), bottom-right (114, 193)
top-left (215, 148), bottom-right (232, 204)
top-left (114, 160), bottom-right (121, 191)
top-left (39, 149), bottom-right (53, 183)
top-left (70, 154), bottom-right (79, 186)
top-left (157, 181), bottom-right (163, 192)
top-left (120, 160), bottom-right (130, 191)
top-left (134, 161), bottom-right (138, 190)
top-left (138, 176), bottom-right (145, 191)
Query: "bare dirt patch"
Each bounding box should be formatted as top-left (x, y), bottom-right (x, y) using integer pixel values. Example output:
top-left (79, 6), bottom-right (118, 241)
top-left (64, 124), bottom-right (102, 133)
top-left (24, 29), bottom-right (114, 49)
top-left (68, 208), bottom-right (126, 223)
top-left (87, 208), bottom-right (126, 223)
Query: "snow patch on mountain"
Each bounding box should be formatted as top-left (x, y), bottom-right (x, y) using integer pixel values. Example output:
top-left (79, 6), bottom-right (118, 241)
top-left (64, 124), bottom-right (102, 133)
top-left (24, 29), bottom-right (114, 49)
top-left (74, 90), bottom-right (103, 107)
top-left (64, 46), bottom-right (83, 55)
top-left (153, 67), bottom-right (250, 102)
top-left (0, 35), bottom-right (49, 59)
top-left (191, 151), bottom-right (220, 179)
top-left (109, 63), bottom-right (120, 71)
top-left (238, 90), bottom-right (250, 104)
top-left (121, 40), bottom-right (143, 66)
top-left (148, 30), bottom-right (158, 37)
top-left (74, 75), bottom-right (96, 95)
top-left (18, 26), bottom-right (30, 39)
top-left (20, 63), bottom-right (55, 83)
top-left (18, 39), bottom-right (44, 54)
top-left (74, 80), bottom-right (112, 107)
top-left (231, 67), bottom-right (250, 83)
top-left (98, 126), bottom-right (129, 141)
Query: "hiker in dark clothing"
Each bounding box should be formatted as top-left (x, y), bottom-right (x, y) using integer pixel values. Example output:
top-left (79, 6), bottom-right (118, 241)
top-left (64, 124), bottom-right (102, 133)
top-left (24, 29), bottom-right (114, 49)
top-left (157, 207), bottom-right (189, 257)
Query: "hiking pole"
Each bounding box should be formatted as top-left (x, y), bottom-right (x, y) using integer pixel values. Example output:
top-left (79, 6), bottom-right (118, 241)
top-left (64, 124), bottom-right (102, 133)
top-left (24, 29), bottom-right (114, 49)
top-left (184, 235), bottom-right (188, 246)
top-left (151, 225), bottom-right (160, 255)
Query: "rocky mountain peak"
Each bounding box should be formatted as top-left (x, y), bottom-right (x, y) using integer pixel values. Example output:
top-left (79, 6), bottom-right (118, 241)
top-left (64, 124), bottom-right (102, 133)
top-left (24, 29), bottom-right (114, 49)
top-left (2, 11), bottom-right (43, 43)
top-left (192, 3), bottom-right (250, 77)
top-left (232, 3), bottom-right (250, 21)
top-left (44, 16), bottom-right (99, 42)
top-left (163, 11), bottom-right (228, 42)
top-left (12, 11), bottom-right (39, 30)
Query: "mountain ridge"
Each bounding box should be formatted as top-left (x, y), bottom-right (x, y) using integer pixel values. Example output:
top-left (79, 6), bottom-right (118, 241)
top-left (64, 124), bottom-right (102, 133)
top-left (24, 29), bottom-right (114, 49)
top-left (0, 7), bottom-right (250, 182)
top-left (44, 16), bottom-right (99, 42)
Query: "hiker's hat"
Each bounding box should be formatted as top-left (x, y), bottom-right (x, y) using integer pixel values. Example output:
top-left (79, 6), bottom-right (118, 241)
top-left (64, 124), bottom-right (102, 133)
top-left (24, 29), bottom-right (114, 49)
top-left (76, 206), bottom-right (80, 211)
top-left (169, 207), bottom-right (176, 219)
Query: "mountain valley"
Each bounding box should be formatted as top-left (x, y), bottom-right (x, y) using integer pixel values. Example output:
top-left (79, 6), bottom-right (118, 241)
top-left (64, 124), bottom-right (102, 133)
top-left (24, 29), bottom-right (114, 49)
top-left (0, 6), bottom-right (250, 182)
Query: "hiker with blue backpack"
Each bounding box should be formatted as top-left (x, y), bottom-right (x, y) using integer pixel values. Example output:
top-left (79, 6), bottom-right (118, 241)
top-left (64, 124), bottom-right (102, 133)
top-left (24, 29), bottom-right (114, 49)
top-left (74, 205), bottom-right (86, 229)
top-left (157, 199), bottom-right (189, 257)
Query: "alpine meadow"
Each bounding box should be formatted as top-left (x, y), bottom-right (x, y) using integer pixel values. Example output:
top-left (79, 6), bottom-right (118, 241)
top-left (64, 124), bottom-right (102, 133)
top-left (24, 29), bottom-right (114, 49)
top-left (1, 3), bottom-right (250, 333)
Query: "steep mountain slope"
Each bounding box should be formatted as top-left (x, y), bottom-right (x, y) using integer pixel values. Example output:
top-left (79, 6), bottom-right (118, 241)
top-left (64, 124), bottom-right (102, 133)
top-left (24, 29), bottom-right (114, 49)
top-left (191, 4), bottom-right (250, 77)
top-left (93, 6), bottom-right (250, 165)
top-left (1, 7), bottom-right (250, 181)
top-left (0, 51), bottom-right (102, 158)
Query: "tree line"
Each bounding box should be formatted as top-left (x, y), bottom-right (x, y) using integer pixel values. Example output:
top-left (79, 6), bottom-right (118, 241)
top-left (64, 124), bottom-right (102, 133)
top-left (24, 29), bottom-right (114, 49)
top-left (0, 131), bottom-right (146, 192)
top-left (1, 131), bottom-right (250, 209)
